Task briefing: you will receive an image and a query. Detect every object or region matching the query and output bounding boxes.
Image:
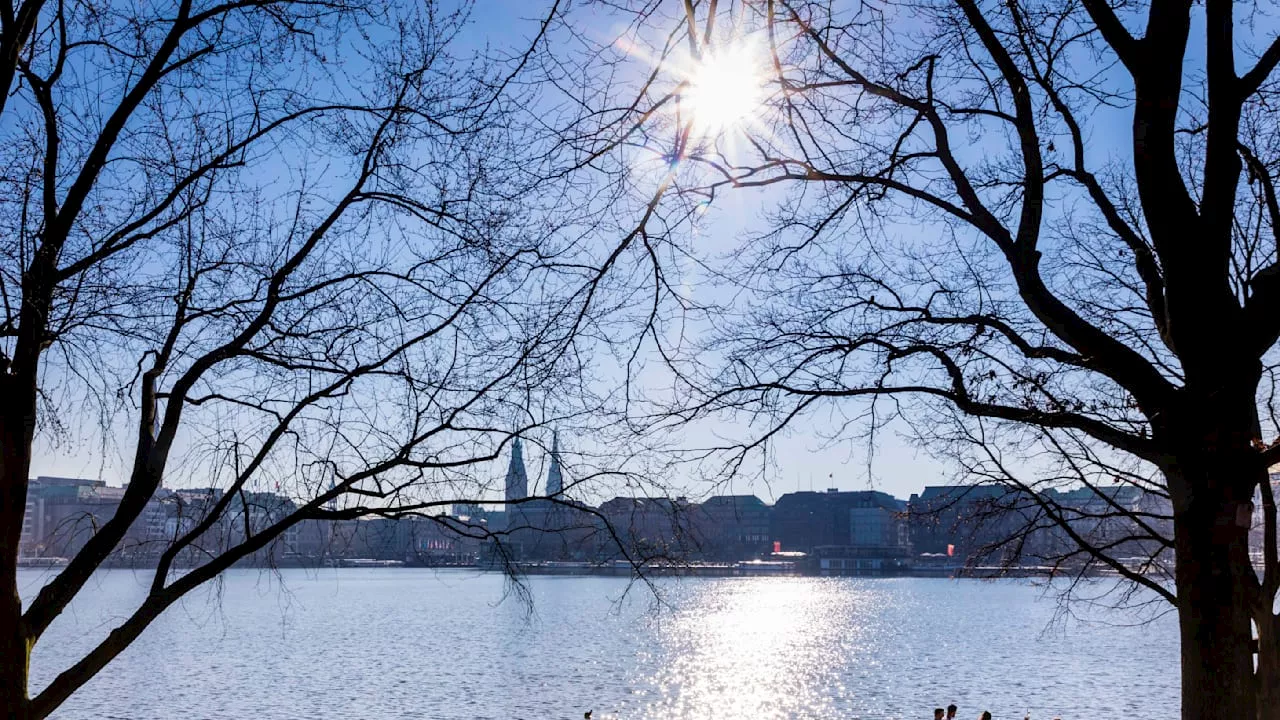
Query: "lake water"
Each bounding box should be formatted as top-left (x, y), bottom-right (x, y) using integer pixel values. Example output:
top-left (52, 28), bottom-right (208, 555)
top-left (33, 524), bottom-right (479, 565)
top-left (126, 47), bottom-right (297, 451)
top-left (20, 569), bottom-right (1179, 719)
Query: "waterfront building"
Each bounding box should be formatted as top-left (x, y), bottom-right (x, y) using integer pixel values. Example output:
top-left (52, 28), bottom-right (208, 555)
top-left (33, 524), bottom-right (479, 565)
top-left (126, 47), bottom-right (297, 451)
top-left (343, 517), bottom-right (409, 560)
top-left (293, 518), bottom-right (337, 561)
top-left (1044, 484), bottom-right (1173, 565)
top-left (482, 509), bottom-right (509, 533)
top-left (696, 495), bottom-right (772, 560)
top-left (327, 515), bottom-right (480, 565)
top-left (771, 489), bottom-right (906, 555)
top-left (910, 482), bottom-right (1174, 570)
top-left (771, 490), bottom-right (838, 551)
top-left (150, 487), bottom-right (300, 566)
top-left (26, 477), bottom-right (120, 558)
top-left (453, 502), bottom-right (488, 520)
top-left (20, 485), bottom-right (49, 556)
top-left (907, 484), bottom-right (1033, 563)
top-left (20, 477), bottom-right (170, 562)
top-left (598, 496), bottom-right (701, 559)
top-left (232, 491), bottom-right (300, 563)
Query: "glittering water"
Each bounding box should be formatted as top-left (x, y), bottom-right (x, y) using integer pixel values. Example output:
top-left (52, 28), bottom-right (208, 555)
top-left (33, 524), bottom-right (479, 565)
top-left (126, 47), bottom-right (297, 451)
top-left (21, 569), bottom-right (1178, 719)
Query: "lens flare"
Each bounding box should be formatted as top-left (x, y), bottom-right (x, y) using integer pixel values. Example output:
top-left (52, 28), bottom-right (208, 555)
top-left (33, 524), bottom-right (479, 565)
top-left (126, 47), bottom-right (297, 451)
top-left (680, 44), bottom-right (768, 138)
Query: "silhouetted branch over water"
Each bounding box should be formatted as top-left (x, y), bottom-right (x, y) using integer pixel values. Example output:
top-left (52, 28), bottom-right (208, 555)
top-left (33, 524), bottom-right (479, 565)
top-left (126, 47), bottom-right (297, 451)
top-left (538, 1), bottom-right (1280, 718)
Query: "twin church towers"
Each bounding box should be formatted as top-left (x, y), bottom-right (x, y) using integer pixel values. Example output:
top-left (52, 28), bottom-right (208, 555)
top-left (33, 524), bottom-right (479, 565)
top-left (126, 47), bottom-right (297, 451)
top-left (503, 432), bottom-right (564, 505)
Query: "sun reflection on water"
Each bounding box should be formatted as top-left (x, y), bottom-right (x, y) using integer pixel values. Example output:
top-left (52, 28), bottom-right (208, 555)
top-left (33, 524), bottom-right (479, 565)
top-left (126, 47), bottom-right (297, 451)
top-left (628, 578), bottom-right (885, 719)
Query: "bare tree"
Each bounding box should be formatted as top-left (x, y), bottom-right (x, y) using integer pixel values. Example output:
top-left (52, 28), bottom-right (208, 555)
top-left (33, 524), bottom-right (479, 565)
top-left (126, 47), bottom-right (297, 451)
top-left (550, 0), bottom-right (1280, 718)
top-left (0, 0), bottom-right (652, 717)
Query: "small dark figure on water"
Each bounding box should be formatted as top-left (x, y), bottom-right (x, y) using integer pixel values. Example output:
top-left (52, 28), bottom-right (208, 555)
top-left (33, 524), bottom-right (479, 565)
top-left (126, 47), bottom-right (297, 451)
top-left (947, 704), bottom-right (958, 719)
top-left (934, 709), bottom-right (945, 720)
top-left (980, 712), bottom-right (992, 720)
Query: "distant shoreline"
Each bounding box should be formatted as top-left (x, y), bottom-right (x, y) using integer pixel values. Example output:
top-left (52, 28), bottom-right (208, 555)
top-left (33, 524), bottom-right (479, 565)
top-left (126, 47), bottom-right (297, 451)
top-left (16, 555), bottom-right (1142, 580)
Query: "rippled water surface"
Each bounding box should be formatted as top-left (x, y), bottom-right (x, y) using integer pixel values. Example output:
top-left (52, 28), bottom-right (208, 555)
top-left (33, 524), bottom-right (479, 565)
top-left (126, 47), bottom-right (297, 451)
top-left (20, 569), bottom-right (1178, 719)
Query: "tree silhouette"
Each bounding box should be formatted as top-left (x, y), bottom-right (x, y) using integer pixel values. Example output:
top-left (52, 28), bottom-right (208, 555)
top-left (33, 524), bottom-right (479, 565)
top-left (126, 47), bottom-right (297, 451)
top-left (0, 0), bottom-right (645, 717)
top-left (559, 1), bottom-right (1280, 717)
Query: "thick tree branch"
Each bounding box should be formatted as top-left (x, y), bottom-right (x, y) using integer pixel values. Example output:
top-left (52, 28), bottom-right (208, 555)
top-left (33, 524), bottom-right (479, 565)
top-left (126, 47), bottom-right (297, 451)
top-left (782, 0), bottom-right (1175, 411)
top-left (1241, 34), bottom-right (1280, 97)
top-left (1079, 0), bottom-right (1140, 72)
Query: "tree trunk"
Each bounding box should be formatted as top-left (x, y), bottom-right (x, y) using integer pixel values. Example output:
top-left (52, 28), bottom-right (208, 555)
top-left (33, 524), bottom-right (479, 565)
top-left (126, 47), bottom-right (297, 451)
top-left (1169, 461), bottom-right (1261, 720)
top-left (1, 369), bottom-right (37, 719)
top-left (1257, 610), bottom-right (1280, 720)
top-left (0, 582), bottom-right (30, 720)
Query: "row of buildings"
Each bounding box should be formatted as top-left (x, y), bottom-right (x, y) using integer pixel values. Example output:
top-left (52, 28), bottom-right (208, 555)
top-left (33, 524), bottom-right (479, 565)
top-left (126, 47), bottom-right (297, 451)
top-left (477, 439), bottom-right (1175, 572)
top-left (19, 437), bottom-right (1176, 573)
top-left (19, 477), bottom-right (475, 568)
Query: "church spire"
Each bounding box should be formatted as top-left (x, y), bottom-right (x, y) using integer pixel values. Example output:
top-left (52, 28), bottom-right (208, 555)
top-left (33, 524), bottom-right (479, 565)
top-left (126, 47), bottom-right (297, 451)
top-left (504, 437), bottom-right (528, 504)
top-left (546, 431), bottom-right (563, 497)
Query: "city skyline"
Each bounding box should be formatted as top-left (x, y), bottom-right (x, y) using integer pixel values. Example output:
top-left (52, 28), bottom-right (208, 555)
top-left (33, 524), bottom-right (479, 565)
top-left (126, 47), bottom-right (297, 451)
top-left (27, 420), bottom-right (951, 506)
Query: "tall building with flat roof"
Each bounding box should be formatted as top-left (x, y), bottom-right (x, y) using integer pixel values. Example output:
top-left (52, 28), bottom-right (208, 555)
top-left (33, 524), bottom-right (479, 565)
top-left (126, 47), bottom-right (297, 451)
top-left (697, 495), bottom-right (771, 559)
top-left (772, 489), bottom-right (905, 553)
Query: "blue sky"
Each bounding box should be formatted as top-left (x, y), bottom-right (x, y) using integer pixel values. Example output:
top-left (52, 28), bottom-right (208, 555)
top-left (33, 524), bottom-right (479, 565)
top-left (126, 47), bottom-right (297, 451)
top-left (35, 0), bottom-right (1273, 505)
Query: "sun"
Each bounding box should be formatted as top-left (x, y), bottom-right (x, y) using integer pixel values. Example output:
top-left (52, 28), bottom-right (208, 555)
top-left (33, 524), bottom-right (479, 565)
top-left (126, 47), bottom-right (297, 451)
top-left (679, 42), bottom-right (769, 140)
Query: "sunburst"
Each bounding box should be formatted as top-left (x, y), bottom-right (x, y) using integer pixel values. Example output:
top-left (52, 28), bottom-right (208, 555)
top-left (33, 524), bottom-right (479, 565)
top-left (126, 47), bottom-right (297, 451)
top-left (678, 40), bottom-right (770, 142)
top-left (617, 18), bottom-right (776, 159)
